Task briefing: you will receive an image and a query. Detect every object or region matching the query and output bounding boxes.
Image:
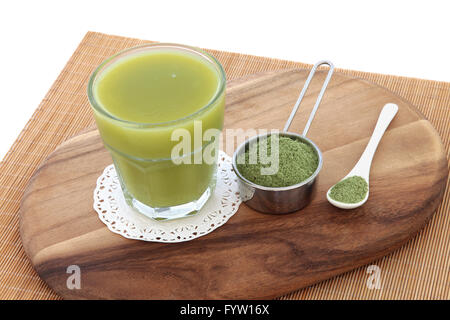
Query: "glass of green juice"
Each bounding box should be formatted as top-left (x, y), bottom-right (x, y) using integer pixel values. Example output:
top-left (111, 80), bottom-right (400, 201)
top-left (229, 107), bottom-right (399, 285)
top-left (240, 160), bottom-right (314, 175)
top-left (88, 44), bottom-right (226, 221)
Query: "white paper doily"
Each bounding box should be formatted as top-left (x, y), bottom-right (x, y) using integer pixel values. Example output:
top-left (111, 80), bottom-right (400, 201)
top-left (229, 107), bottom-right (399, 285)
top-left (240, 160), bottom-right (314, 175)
top-left (93, 150), bottom-right (241, 243)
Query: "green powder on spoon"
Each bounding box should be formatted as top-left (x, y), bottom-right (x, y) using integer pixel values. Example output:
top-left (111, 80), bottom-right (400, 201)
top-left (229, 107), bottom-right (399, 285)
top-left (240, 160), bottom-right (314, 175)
top-left (236, 135), bottom-right (319, 188)
top-left (329, 176), bottom-right (368, 203)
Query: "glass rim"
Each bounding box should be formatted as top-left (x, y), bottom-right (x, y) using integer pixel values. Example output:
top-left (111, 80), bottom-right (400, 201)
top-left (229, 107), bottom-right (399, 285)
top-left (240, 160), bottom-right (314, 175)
top-left (87, 43), bottom-right (226, 128)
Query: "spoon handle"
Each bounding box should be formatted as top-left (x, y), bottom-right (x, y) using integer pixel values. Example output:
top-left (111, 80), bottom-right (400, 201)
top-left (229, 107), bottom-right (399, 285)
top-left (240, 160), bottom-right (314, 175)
top-left (349, 103), bottom-right (399, 180)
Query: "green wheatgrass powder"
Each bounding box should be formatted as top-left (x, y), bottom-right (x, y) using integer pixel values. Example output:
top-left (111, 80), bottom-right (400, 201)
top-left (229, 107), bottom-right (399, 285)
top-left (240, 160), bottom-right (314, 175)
top-left (329, 176), bottom-right (368, 203)
top-left (236, 135), bottom-right (319, 188)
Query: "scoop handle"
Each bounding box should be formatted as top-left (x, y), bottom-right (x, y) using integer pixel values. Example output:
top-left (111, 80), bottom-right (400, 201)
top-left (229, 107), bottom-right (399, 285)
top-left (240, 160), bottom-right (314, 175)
top-left (283, 60), bottom-right (334, 136)
top-left (348, 103), bottom-right (399, 181)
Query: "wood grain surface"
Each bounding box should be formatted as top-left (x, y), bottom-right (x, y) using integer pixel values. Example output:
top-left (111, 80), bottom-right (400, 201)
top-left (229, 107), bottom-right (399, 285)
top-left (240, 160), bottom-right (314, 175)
top-left (19, 69), bottom-right (448, 299)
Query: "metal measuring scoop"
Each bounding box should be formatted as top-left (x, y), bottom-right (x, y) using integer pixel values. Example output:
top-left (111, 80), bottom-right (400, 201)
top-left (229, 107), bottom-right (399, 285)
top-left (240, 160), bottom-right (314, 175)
top-left (232, 60), bottom-right (334, 214)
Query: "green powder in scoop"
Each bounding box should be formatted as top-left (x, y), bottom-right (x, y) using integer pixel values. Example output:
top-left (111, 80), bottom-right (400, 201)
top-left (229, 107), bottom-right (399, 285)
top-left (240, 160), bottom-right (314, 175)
top-left (236, 135), bottom-right (319, 188)
top-left (329, 176), bottom-right (368, 203)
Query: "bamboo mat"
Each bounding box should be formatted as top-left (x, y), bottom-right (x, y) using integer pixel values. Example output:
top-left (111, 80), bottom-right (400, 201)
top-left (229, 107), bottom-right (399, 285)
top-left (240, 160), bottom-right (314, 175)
top-left (1, 32), bottom-right (449, 300)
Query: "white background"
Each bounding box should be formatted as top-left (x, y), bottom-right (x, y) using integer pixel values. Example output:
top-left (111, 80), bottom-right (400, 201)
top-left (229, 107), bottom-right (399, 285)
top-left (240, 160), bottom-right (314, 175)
top-left (0, 0), bottom-right (449, 160)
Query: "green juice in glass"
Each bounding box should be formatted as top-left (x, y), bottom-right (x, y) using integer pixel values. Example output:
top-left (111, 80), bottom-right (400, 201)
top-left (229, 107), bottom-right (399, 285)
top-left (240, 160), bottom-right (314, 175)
top-left (88, 44), bottom-right (225, 220)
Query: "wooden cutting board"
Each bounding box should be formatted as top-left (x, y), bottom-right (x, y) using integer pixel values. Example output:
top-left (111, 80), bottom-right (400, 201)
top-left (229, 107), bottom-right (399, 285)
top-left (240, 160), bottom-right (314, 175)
top-left (20, 69), bottom-right (448, 299)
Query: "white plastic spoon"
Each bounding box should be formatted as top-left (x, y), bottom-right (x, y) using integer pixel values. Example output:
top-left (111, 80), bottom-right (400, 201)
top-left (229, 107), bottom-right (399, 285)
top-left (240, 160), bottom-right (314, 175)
top-left (327, 103), bottom-right (399, 209)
